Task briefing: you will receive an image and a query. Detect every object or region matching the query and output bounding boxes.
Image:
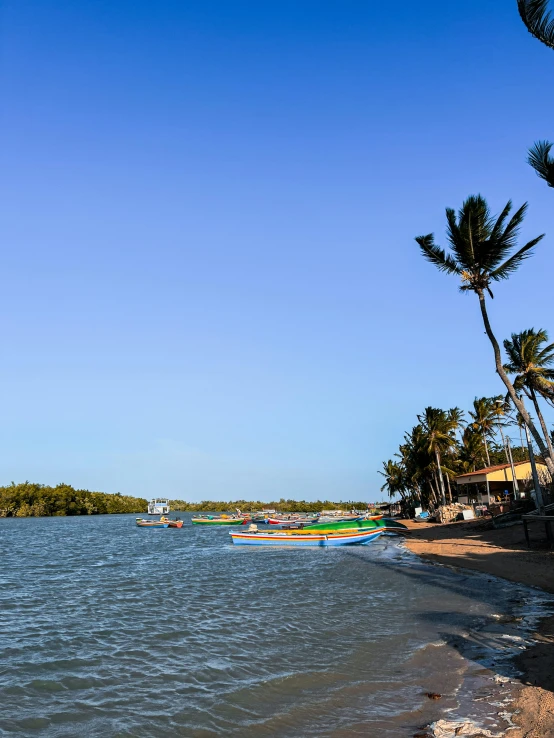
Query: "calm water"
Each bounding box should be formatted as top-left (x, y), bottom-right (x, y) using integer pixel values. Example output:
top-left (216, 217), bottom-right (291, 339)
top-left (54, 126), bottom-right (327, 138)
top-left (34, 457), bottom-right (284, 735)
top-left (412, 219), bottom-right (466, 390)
top-left (1, 514), bottom-right (551, 737)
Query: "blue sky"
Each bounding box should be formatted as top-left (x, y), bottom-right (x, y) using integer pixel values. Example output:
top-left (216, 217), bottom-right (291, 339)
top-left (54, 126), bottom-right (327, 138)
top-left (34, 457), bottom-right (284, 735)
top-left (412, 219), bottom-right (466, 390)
top-left (2, 0), bottom-right (553, 501)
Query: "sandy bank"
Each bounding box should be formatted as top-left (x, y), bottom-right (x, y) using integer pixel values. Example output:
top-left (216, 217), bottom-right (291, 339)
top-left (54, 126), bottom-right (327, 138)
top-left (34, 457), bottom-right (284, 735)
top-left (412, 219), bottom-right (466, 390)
top-left (403, 519), bottom-right (554, 737)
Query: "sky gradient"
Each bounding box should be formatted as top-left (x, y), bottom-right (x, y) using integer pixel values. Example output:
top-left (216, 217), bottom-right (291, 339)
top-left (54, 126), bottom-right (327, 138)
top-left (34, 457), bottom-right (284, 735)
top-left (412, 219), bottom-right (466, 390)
top-left (2, 0), bottom-right (554, 501)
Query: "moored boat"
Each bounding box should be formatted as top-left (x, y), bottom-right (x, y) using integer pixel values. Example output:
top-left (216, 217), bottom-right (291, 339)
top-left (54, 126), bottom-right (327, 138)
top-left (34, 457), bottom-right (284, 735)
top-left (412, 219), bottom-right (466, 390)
top-left (191, 515), bottom-right (246, 525)
top-left (160, 516), bottom-right (183, 528)
top-left (229, 527), bottom-right (382, 546)
top-left (301, 517), bottom-right (407, 534)
top-left (136, 519), bottom-right (169, 528)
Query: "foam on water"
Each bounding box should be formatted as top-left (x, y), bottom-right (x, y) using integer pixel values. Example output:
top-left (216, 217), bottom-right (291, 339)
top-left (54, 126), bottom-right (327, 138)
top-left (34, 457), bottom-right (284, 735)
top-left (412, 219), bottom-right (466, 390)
top-left (1, 515), bottom-right (552, 737)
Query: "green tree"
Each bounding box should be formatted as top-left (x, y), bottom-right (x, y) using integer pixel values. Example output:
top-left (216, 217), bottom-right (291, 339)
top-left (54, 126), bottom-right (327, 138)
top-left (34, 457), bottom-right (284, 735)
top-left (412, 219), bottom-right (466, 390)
top-left (416, 195), bottom-right (554, 477)
top-left (516, 3), bottom-right (554, 186)
top-left (417, 407), bottom-right (462, 505)
top-left (503, 328), bottom-right (554, 459)
top-left (468, 396), bottom-right (502, 466)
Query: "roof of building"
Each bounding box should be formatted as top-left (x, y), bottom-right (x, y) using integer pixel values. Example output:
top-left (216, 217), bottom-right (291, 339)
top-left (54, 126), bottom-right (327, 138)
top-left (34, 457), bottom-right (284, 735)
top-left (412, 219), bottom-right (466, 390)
top-left (456, 459), bottom-right (544, 479)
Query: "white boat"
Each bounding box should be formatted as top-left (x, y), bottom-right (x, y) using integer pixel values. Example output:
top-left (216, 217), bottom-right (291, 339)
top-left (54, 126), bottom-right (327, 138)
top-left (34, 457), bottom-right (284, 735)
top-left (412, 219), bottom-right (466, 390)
top-left (147, 498), bottom-right (170, 515)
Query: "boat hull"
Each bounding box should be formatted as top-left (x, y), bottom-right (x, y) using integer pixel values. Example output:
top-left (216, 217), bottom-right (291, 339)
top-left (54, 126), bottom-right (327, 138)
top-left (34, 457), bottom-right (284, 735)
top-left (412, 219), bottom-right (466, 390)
top-left (229, 529), bottom-right (382, 546)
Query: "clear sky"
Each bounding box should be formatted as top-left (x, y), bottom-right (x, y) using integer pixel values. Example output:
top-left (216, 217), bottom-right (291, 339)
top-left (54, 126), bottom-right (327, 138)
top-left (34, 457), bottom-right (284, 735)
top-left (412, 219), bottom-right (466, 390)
top-left (2, 0), bottom-right (553, 501)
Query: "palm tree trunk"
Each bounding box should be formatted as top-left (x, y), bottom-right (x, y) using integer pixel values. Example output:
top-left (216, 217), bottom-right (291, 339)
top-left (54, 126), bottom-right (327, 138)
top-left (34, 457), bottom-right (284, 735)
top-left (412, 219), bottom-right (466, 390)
top-left (476, 289), bottom-right (554, 477)
top-left (434, 447), bottom-right (447, 505)
top-left (483, 434), bottom-right (491, 466)
top-left (428, 478), bottom-right (438, 508)
top-left (445, 469), bottom-right (452, 502)
top-left (530, 386), bottom-right (554, 460)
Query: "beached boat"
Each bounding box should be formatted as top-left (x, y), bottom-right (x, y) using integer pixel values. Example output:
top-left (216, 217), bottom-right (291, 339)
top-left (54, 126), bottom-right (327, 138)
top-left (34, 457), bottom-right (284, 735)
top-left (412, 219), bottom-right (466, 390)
top-left (136, 519), bottom-right (169, 528)
top-left (191, 515), bottom-right (246, 525)
top-left (229, 527), bottom-right (382, 546)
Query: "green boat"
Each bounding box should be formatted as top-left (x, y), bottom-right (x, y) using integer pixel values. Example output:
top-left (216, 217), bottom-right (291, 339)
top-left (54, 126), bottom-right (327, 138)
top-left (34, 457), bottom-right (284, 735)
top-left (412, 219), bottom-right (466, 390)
top-left (297, 518), bottom-right (408, 534)
top-left (191, 515), bottom-right (246, 526)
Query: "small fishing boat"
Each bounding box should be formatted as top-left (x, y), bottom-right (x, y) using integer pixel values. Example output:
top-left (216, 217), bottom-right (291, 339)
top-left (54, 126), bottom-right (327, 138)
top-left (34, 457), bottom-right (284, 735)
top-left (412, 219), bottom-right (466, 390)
top-left (303, 517), bottom-right (407, 535)
top-left (267, 515), bottom-right (319, 525)
top-left (136, 519), bottom-right (169, 528)
top-left (191, 515), bottom-right (247, 525)
top-left (160, 516), bottom-right (183, 528)
top-left (229, 526), bottom-right (382, 546)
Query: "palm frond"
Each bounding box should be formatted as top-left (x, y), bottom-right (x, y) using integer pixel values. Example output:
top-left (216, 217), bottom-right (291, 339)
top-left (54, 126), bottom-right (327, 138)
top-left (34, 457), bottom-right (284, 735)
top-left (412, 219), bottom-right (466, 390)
top-left (415, 234), bottom-right (461, 274)
top-left (489, 234), bottom-right (545, 280)
top-left (528, 140), bottom-right (554, 187)
top-left (518, 0), bottom-right (554, 50)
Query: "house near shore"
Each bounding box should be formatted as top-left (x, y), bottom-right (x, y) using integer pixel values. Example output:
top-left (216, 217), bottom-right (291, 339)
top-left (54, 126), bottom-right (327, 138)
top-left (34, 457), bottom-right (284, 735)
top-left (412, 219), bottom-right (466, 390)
top-left (455, 460), bottom-right (550, 505)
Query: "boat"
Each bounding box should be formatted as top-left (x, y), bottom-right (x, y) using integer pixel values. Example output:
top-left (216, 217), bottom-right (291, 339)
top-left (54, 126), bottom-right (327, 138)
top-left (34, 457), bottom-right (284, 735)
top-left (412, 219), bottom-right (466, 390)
top-left (302, 517), bottom-right (407, 535)
top-left (160, 516), bottom-right (183, 528)
top-left (136, 519), bottom-right (169, 528)
top-left (229, 527), bottom-right (382, 546)
top-left (147, 498), bottom-right (170, 515)
top-left (191, 514), bottom-right (247, 525)
top-left (267, 515), bottom-right (319, 525)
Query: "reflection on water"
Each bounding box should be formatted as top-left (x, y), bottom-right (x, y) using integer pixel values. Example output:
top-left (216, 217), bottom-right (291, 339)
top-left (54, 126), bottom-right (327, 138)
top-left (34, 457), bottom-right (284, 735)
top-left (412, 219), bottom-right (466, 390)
top-left (0, 514), bottom-right (550, 737)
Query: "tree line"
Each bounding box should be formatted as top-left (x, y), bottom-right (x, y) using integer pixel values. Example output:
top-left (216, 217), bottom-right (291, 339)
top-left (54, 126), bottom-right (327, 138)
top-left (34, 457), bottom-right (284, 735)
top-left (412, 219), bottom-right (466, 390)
top-left (168, 499), bottom-right (371, 513)
top-left (380, 3), bottom-right (554, 509)
top-left (0, 482), bottom-right (148, 517)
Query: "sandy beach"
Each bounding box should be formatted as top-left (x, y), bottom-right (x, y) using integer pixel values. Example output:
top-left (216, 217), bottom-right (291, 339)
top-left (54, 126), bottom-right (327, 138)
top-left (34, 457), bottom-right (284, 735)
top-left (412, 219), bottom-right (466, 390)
top-left (404, 519), bottom-right (554, 737)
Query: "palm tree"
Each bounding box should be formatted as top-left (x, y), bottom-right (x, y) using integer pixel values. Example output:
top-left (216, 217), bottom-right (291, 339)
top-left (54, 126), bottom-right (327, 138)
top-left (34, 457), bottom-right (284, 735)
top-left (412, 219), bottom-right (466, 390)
top-left (415, 195), bottom-right (554, 477)
top-left (417, 407), bottom-right (462, 505)
top-left (503, 328), bottom-right (554, 459)
top-left (528, 141), bottom-right (554, 188)
top-left (517, 0), bottom-right (554, 49)
top-left (458, 426), bottom-right (488, 472)
top-left (516, 4), bottom-right (554, 187)
top-left (468, 396), bottom-right (502, 466)
top-left (379, 460), bottom-right (407, 501)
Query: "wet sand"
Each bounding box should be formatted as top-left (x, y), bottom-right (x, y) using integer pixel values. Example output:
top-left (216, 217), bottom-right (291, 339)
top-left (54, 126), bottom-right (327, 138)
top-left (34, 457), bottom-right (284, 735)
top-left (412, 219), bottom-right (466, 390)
top-left (403, 519), bottom-right (554, 737)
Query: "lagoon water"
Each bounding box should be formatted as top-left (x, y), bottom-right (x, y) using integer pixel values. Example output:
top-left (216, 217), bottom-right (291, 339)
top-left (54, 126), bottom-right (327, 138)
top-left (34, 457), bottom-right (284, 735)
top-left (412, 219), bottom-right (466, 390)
top-left (1, 514), bottom-right (551, 737)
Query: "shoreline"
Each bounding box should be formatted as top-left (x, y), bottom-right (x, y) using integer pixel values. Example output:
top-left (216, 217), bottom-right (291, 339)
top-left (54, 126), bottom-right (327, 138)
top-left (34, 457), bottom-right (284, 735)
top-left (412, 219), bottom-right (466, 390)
top-left (403, 519), bottom-right (554, 737)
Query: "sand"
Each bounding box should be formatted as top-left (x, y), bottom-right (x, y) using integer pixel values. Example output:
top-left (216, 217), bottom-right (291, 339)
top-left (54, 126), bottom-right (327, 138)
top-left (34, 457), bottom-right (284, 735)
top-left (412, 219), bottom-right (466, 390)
top-left (403, 518), bottom-right (554, 737)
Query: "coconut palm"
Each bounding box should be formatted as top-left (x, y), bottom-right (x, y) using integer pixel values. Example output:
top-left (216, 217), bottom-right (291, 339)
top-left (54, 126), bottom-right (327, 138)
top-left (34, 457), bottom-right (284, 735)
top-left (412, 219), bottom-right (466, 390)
top-left (516, 3), bottom-right (554, 187)
top-left (468, 396), bottom-right (503, 466)
top-left (517, 0), bottom-right (554, 49)
top-left (528, 141), bottom-right (554, 188)
top-left (415, 195), bottom-right (554, 477)
top-left (417, 407), bottom-right (462, 505)
top-left (379, 460), bottom-right (406, 501)
top-left (458, 426), bottom-right (487, 472)
top-left (503, 328), bottom-right (554, 459)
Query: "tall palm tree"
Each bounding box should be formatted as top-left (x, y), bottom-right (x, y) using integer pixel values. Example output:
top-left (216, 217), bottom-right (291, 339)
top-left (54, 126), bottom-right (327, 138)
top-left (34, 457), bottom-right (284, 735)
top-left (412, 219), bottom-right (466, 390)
top-left (503, 328), bottom-right (554, 459)
top-left (417, 407), bottom-right (462, 505)
top-left (516, 3), bottom-right (554, 187)
top-left (415, 195), bottom-right (554, 477)
top-left (529, 141), bottom-right (554, 188)
top-left (517, 0), bottom-right (554, 49)
top-left (468, 396), bottom-right (502, 466)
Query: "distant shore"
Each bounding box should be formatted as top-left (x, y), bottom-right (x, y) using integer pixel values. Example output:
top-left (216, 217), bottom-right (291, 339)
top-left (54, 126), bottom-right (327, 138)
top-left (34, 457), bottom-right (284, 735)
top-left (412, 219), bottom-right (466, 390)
top-left (404, 519), bottom-right (554, 737)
